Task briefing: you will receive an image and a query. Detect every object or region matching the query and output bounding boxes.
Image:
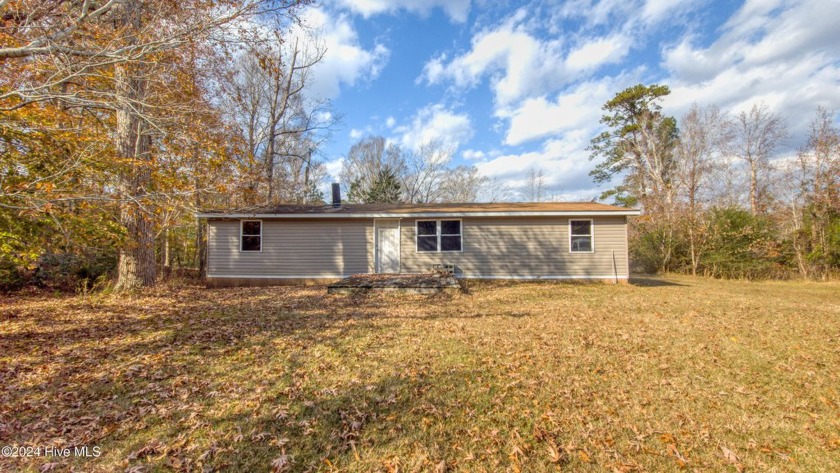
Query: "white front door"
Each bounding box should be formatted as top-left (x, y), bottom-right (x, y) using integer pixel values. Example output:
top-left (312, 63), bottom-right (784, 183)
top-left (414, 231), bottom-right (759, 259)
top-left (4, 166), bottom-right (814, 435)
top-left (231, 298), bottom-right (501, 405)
top-left (376, 226), bottom-right (400, 273)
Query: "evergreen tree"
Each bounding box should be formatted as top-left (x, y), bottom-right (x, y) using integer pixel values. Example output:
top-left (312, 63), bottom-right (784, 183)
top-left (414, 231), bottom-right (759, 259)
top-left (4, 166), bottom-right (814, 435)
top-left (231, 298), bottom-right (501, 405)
top-left (349, 167), bottom-right (403, 204)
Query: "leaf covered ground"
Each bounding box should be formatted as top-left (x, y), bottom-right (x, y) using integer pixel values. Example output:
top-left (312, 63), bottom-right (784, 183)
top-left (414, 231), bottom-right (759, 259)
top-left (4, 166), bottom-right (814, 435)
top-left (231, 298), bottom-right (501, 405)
top-left (1, 276), bottom-right (839, 472)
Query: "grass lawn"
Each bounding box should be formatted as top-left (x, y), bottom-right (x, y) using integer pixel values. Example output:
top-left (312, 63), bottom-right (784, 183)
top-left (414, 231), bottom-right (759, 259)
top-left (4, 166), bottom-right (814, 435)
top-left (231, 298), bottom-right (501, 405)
top-left (1, 276), bottom-right (839, 472)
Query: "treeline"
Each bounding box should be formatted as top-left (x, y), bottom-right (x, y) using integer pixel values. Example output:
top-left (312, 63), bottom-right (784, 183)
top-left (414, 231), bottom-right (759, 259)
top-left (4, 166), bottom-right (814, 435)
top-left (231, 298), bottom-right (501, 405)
top-left (0, 1), bottom-right (492, 291)
top-left (591, 85), bottom-right (840, 279)
top-left (337, 136), bottom-right (495, 204)
top-left (0, 1), bottom-right (338, 290)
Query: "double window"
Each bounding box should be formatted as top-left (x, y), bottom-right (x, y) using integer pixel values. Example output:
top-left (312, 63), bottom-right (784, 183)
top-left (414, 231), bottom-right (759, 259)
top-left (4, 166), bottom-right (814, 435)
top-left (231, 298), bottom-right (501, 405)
top-left (416, 219), bottom-right (462, 252)
top-left (241, 220), bottom-right (262, 252)
top-left (570, 219), bottom-right (593, 252)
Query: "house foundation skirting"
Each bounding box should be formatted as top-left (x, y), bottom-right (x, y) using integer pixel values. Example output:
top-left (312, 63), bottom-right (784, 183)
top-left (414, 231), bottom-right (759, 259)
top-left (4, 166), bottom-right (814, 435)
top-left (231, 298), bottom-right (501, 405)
top-left (205, 276), bottom-right (342, 287)
top-left (205, 273), bottom-right (628, 287)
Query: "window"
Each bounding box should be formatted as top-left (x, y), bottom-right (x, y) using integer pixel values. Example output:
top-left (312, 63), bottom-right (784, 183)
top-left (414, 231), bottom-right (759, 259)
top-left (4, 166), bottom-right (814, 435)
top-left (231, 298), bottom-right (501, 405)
top-left (570, 219), bottom-right (593, 252)
top-left (241, 220), bottom-right (262, 252)
top-left (416, 219), bottom-right (462, 252)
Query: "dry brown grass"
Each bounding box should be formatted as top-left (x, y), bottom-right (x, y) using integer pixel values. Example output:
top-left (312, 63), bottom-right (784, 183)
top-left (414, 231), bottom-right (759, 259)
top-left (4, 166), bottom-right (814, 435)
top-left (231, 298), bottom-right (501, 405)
top-left (1, 275), bottom-right (839, 472)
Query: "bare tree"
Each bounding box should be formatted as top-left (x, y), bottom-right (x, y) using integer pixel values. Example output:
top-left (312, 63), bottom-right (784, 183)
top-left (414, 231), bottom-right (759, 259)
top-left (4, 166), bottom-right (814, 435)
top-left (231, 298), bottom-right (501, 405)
top-left (402, 140), bottom-right (454, 203)
top-left (439, 165), bottom-right (487, 202)
top-left (729, 103), bottom-right (789, 215)
top-left (783, 107), bottom-right (840, 278)
top-left (524, 167), bottom-right (545, 202)
top-left (481, 176), bottom-right (513, 202)
top-left (0, 1), bottom-right (307, 108)
top-left (675, 103), bottom-right (733, 275)
top-left (222, 33), bottom-right (333, 206)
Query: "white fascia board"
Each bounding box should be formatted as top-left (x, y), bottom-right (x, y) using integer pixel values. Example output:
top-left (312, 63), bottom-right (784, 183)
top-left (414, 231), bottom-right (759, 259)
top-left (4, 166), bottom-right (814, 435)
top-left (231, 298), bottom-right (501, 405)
top-left (206, 274), bottom-right (345, 279)
top-left (197, 210), bottom-right (641, 219)
top-left (461, 274), bottom-right (629, 280)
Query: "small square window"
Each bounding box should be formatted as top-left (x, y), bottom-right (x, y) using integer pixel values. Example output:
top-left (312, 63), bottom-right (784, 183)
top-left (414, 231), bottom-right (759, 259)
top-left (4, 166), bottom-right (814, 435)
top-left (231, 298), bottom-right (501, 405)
top-left (418, 235), bottom-right (438, 252)
top-left (570, 220), bottom-right (593, 253)
top-left (441, 220), bottom-right (460, 235)
top-left (417, 221), bottom-right (437, 236)
top-left (441, 235), bottom-right (462, 252)
top-left (571, 220), bottom-right (591, 236)
top-left (241, 220), bottom-right (262, 252)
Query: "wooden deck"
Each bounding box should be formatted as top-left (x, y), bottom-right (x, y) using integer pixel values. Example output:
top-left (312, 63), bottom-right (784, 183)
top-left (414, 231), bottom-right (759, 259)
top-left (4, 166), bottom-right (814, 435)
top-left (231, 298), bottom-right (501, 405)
top-left (327, 273), bottom-right (460, 294)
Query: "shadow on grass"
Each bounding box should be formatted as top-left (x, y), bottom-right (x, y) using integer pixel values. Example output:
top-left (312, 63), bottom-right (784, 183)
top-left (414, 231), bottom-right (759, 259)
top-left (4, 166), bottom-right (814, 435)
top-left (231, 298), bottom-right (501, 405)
top-left (202, 369), bottom-right (479, 471)
top-left (629, 276), bottom-right (687, 287)
top-left (0, 287), bottom-right (397, 459)
top-left (2, 284), bottom-right (538, 471)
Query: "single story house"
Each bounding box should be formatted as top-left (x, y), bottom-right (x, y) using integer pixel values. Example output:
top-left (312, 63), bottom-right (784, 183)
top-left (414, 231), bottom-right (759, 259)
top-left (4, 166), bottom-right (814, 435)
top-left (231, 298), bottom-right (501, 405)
top-left (198, 188), bottom-right (640, 286)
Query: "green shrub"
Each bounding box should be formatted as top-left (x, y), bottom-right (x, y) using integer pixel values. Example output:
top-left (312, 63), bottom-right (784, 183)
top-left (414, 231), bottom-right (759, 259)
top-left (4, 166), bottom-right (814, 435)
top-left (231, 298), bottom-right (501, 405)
top-left (32, 251), bottom-right (117, 291)
top-left (699, 207), bottom-right (784, 279)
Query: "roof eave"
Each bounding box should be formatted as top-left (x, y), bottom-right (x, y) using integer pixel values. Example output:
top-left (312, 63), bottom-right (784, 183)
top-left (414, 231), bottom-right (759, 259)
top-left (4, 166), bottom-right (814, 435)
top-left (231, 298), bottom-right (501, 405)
top-left (196, 210), bottom-right (642, 219)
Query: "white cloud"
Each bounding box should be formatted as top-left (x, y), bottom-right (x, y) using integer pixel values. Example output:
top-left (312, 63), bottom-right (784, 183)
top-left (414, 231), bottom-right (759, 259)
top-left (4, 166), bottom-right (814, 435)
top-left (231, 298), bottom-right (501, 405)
top-left (324, 157), bottom-right (344, 181)
top-left (662, 0), bottom-right (840, 139)
top-left (551, 0), bottom-right (702, 29)
top-left (475, 131), bottom-right (604, 200)
top-left (642, 0), bottom-right (696, 23)
top-left (419, 11), bottom-right (564, 106)
top-left (552, 0), bottom-right (635, 28)
top-left (420, 10), bottom-right (633, 108)
top-left (502, 73), bottom-right (639, 145)
top-left (565, 34), bottom-right (630, 72)
top-left (385, 116), bottom-right (396, 128)
top-left (299, 8), bottom-right (390, 99)
top-left (335, 0), bottom-right (471, 22)
top-left (349, 128), bottom-right (364, 140)
top-left (394, 104), bottom-right (474, 150)
top-left (461, 149), bottom-right (486, 161)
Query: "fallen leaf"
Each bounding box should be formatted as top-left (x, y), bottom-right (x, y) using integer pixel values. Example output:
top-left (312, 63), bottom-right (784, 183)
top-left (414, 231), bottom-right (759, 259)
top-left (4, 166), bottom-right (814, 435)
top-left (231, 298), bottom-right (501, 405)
top-left (721, 446), bottom-right (744, 472)
top-left (271, 451), bottom-right (292, 472)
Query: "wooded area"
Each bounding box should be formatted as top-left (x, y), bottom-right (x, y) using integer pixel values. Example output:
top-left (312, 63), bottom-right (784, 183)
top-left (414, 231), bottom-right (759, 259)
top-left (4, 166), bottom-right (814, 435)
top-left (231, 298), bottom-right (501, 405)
top-left (1, 3), bottom-right (838, 291)
top-left (0, 1), bottom-right (498, 291)
top-left (590, 85), bottom-right (840, 279)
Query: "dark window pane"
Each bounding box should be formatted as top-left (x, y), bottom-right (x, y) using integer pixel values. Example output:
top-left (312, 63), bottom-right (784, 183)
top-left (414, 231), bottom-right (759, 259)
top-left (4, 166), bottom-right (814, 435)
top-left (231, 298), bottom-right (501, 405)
top-left (571, 236), bottom-right (592, 252)
top-left (571, 220), bottom-right (591, 236)
top-left (417, 235), bottom-right (438, 252)
top-left (441, 220), bottom-right (460, 235)
top-left (242, 236), bottom-right (261, 251)
top-left (242, 221), bottom-right (261, 236)
top-left (417, 221), bottom-right (437, 236)
top-left (441, 235), bottom-right (462, 251)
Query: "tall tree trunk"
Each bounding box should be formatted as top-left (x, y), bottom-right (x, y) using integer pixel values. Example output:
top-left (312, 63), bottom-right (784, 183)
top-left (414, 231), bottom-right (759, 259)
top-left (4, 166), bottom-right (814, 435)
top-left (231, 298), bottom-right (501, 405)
top-left (749, 159), bottom-right (759, 215)
top-left (163, 226), bottom-right (171, 277)
top-left (195, 171), bottom-right (206, 278)
top-left (265, 136), bottom-right (275, 204)
top-left (688, 225), bottom-right (698, 276)
top-left (114, 1), bottom-right (156, 289)
top-left (303, 148), bottom-right (311, 204)
top-left (115, 111), bottom-right (155, 288)
top-left (791, 204), bottom-right (808, 278)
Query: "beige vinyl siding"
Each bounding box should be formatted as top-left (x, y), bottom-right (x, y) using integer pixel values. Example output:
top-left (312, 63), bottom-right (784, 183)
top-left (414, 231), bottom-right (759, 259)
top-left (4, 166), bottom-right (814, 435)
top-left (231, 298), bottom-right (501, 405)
top-left (400, 216), bottom-right (629, 278)
top-left (207, 219), bottom-right (373, 277)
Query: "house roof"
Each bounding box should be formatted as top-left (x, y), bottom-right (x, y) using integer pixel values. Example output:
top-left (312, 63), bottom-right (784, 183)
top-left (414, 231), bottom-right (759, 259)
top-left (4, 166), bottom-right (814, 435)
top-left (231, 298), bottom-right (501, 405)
top-left (197, 202), bottom-right (641, 218)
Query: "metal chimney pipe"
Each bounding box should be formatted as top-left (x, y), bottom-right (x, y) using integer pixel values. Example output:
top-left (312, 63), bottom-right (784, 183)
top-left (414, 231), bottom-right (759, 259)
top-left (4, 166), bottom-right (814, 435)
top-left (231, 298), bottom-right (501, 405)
top-left (331, 183), bottom-right (341, 208)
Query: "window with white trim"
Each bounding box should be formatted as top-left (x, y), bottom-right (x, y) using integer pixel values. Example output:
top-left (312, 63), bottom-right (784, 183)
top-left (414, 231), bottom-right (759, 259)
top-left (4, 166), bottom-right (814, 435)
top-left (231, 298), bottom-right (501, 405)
top-left (569, 219), bottom-right (593, 252)
top-left (241, 220), bottom-right (262, 252)
top-left (416, 219), bottom-right (462, 252)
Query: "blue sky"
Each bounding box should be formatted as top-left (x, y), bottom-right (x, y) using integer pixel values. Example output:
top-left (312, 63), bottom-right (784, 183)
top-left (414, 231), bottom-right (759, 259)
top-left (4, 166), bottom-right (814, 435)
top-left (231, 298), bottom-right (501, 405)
top-left (298, 0), bottom-right (840, 201)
